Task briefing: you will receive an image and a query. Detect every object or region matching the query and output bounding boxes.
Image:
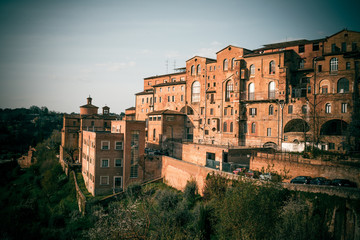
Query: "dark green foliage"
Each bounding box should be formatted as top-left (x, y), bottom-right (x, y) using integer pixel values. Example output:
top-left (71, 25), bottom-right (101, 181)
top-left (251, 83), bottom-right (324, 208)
top-left (203, 172), bottom-right (229, 200)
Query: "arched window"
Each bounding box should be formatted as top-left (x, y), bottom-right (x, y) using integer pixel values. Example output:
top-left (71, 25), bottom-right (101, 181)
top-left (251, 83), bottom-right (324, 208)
top-left (337, 78), bottom-right (349, 93)
top-left (192, 81), bottom-right (200, 103)
top-left (330, 58), bottom-right (338, 72)
top-left (250, 64), bottom-right (255, 76)
top-left (223, 59), bottom-right (228, 71)
top-left (191, 65), bottom-right (195, 75)
top-left (325, 103), bottom-right (331, 113)
top-left (299, 59), bottom-right (305, 69)
top-left (223, 122), bottom-right (227, 132)
top-left (231, 58), bottom-right (236, 69)
top-left (251, 123), bottom-right (256, 133)
top-left (230, 122), bottom-right (233, 132)
top-left (197, 64), bottom-right (201, 75)
top-left (248, 83), bottom-right (255, 100)
top-left (225, 81), bottom-right (233, 101)
top-left (268, 81), bottom-right (275, 99)
top-left (269, 105), bottom-right (274, 115)
top-left (269, 60), bottom-right (275, 74)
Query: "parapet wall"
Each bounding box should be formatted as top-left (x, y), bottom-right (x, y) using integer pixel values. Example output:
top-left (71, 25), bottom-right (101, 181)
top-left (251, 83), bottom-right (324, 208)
top-left (161, 156), bottom-right (215, 194)
top-left (251, 155), bottom-right (360, 186)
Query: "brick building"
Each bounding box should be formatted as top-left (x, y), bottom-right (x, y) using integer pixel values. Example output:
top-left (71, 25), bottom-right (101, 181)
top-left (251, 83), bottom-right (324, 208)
top-left (135, 29), bottom-right (360, 159)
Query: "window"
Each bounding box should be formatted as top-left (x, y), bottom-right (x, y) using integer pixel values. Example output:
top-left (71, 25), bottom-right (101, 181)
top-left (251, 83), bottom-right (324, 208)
top-left (268, 81), bottom-right (275, 99)
top-left (115, 141), bottom-right (123, 150)
top-left (321, 85), bottom-right (328, 94)
top-left (192, 81), bottom-right (200, 103)
top-left (101, 159), bottom-right (109, 168)
top-left (168, 96), bottom-right (170, 102)
top-left (168, 87), bottom-right (170, 92)
top-left (205, 130), bottom-right (209, 135)
top-left (231, 58), bottom-right (236, 69)
top-left (223, 59), bottom-right (228, 71)
top-left (248, 83), bottom-right (255, 100)
top-left (267, 128), bottom-right (271, 136)
top-left (299, 59), bottom-right (305, 69)
top-left (159, 87), bottom-right (162, 92)
top-left (172, 96), bottom-right (175, 102)
top-left (210, 108), bottom-right (214, 115)
top-left (341, 42), bottom-right (346, 52)
top-left (225, 81), bottom-right (233, 101)
top-left (191, 65), bottom-right (195, 75)
top-left (298, 44), bottom-right (305, 53)
top-left (325, 103), bottom-right (331, 113)
top-left (230, 122), bottom-right (233, 132)
top-left (318, 65), bottom-right (322, 72)
top-left (269, 105), bottom-right (274, 115)
top-left (352, 42), bottom-right (358, 51)
top-left (223, 122), bottom-right (227, 132)
top-left (313, 42), bottom-right (319, 51)
top-left (181, 95), bottom-right (184, 101)
top-left (346, 62), bottom-right (350, 70)
top-left (331, 43), bottom-right (337, 53)
top-left (153, 129), bottom-right (156, 141)
top-left (101, 141), bottom-right (110, 150)
top-left (181, 86), bottom-right (184, 91)
top-left (329, 143), bottom-right (335, 150)
top-left (197, 64), bottom-right (201, 75)
top-left (250, 64), bottom-right (255, 76)
top-left (330, 58), bottom-right (338, 72)
top-left (159, 97), bottom-right (162, 103)
top-left (114, 176), bottom-right (122, 189)
top-left (224, 108), bottom-right (227, 115)
top-left (100, 176), bottom-right (109, 185)
top-left (307, 86), bottom-right (311, 94)
top-left (251, 123), bottom-right (256, 133)
top-left (337, 78), bottom-right (349, 93)
top-left (249, 108), bottom-right (257, 116)
top-left (142, 98), bottom-right (144, 104)
top-left (209, 66), bottom-right (212, 71)
top-left (130, 165), bottom-right (138, 178)
top-left (115, 158), bottom-right (123, 167)
top-left (269, 61), bottom-right (275, 74)
top-left (302, 105), bottom-right (308, 114)
top-left (341, 103), bottom-right (348, 113)
top-left (288, 105), bottom-right (293, 114)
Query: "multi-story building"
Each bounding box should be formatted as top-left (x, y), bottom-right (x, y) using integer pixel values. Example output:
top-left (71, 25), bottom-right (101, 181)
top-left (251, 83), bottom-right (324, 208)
top-left (135, 29), bottom-right (360, 154)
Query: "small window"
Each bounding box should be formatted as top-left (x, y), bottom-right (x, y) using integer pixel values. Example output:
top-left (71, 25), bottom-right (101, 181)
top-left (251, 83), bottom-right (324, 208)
top-left (288, 105), bottom-right (293, 114)
top-left (231, 58), bottom-right (236, 69)
top-left (269, 61), bottom-right (275, 74)
top-left (210, 108), bottom-right (214, 115)
top-left (115, 158), bottom-right (123, 167)
top-left (172, 96), bottom-right (175, 102)
top-left (346, 62), bottom-right (351, 70)
top-left (230, 122), bottom-right (233, 132)
top-left (100, 176), bottom-right (109, 185)
top-left (115, 141), bottom-right (123, 150)
top-left (250, 64), bottom-right (255, 76)
top-left (223, 59), bottom-right (228, 71)
top-left (251, 123), bottom-right (256, 133)
top-left (352, 42), bottom-right (357, 51)
top-left (181, 95), bottom-right (184, 101)
top-left (330, 58), bottom-right (338, 72)
top-left (191, 65), bottom-right (195, 75)
top-left (250, 108), bottom-right (257, 116)
top-left (313, 42), bottom-right (319, 51)
top-left (302, 105), bottom-right (308, 114)
top-left (224, 108), bottom-right (227, 115)
top-left (320, 84), bottom-right (328, 94)
top-left (325, 103), bottom-right (331, 113)
top-left (341, 42), bottom-right (346, 52)
top-left (298, 44), bottom-right (305, 53)
top-left (269, 105), bottom-right (274, 115)
top-left (337, 78), bottom-right (349, 93)
top-left (331, 43), bottom-right (337, 53)
top-left (153, 129), bottom-right (156, 141)
top-left (329, 143), bottom-right (335, 150)
top-left (130, 165), bottom-right (138, 178)
top-left (205, 130), bottom-right (209, 135)
top-left (159, 97), bottom-right (162, 103)
top-left (267, 128), bottom-right (271, 136)
top-left (299, 59), bottom-right (305, 69)
top-left (197, 64), bottom-right (201, 75)
top-left (101, 141), bottom-right (110, 150)
top-left (223, 122), bottom-right (227, 132)
top-left (341, 103), bottom-right (348, 113)
top-left (114, 176), bottom-right (122, 189)
top-left (318, 65), bottom-right (322, 72)
top-left (101, 159), bottom-right (109, 168)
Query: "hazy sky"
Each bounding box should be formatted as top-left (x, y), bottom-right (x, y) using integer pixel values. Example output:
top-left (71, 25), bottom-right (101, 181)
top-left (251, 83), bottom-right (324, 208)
top-left (1, 0), bottom-right (359, 114)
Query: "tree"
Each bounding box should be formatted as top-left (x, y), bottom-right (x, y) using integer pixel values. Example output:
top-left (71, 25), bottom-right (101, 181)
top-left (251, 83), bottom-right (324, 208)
top-left (63, 146), bottom-right (78, 163)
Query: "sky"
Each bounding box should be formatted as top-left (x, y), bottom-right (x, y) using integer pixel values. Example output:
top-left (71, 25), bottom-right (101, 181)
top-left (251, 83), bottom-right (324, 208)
top-left (0, 0), bottom-right (359, 114)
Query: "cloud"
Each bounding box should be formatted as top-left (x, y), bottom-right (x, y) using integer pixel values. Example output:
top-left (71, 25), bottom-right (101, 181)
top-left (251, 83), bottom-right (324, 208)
top-left (95, 61), bottom-right (136, 72)
top-left (195, 40), bottom-right (222, 58)
top-left (165, 50), bottom-right (180, 58)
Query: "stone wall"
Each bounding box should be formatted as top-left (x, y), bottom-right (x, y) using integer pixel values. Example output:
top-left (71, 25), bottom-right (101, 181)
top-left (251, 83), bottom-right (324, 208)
top-left (250, 153), bottom-right (360, 186)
